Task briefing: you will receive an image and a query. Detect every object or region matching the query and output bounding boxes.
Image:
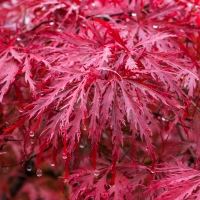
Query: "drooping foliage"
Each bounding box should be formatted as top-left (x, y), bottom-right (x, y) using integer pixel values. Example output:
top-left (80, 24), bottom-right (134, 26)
top-left (1, 0), bottom-right (200, 199)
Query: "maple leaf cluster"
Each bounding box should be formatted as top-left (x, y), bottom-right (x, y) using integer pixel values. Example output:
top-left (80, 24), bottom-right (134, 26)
top-left (0, 0), bottom-right (200, 199)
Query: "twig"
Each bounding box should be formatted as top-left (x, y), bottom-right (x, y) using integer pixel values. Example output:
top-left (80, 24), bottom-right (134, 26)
top-left (118, 145), bottom-right (132, 163)
top-left (152, 111), bottom-right (192, 129)
top-left (1, 144), bottom-right (53, 168)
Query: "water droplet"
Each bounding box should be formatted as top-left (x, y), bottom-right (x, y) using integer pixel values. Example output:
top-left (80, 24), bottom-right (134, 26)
top-left (91, 2), bottom-right (96, 7)
top-left (157, 116), bottom-right (161, 120)
top-left (80, 144), bottom-right (84, 148)
top-left (30, 139), bottom-right (34, 144)
top-left (83, 125), bottom-right (87, 131)
top-left (109, 184), bottom-right (115, 188)
top-left (131, 13), bottom-right (137, 17)
top-left (94, 170), bottom-right (100, 176)
top-left (41, 6), bottom-right (47, 11)
top-left (57, 5), bottom-right (62, 9)
top-left (150, 170), bottom-right (155, 174)
top-left (16, 37), bottom-right (21, 41)
top-left (27, 165), bottom-right (32, 171)
top-left (56, 29), bottom-right (62, 32)
top-left (49, 21), bottom-right (54, 26)
top-left (29, 131), bottom-right (34, 137)
top-left (25, 16), bottom-right (31, 24)
top-left (153, 25), bottom-right (158, 29)
top-left (36, 169), bottom-right (42, 177)
top-left (62, 152), bottom-right (67, 160)
top-left (51, 162), bottom-right (55, 167)
top-left (161, 117), bottom-right (168, 121)
top-left (145, 147), bottom-right (149, 151)
top-left (126, 18), bottom-right (130, 22)
top-left (18, 108), bottom-right (24, 113)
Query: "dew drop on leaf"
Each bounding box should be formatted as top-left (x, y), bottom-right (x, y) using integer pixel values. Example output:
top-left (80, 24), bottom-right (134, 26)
top-left (16, 37), bottom-right (21, 41)
top-left (79, 144), bottom-right (84, 148)
top-left (109, 184), bottom-right (115, 188)
top-left (25, 16), bottom-right (31, 24)
top-left (36, 169), bottom-right (42, 177)
top-left (150, 170), bottom-right (155, 174)
top-left (62, 152), bottom-right (67, 159)
top-left (42, 6), bottom-right (47, 11)
top-left (51, 162), bottom-right (55, 167)
top-left (27, 165), bottom-right (32, 171)
top-left (131, 13), bottom-right (137, 17)
top-left (17, 108), bottom-right (24, 113)
top-left (29, 131), bottom-right (34, 137)
top-left (94, 170), bottom-right (100, 176)
top-left (161, 117), bottom-right (168, 121)
top-left (83, 125), bottom-right (87, 131)
top-left (49, 21), bottom-right (54, 26)
top-left (153, 25), bottom-right (158, 29)
top-left (30, 139), bottom-right (34, 145)
top-left (157, 116), bottom-right (161, 120)
top-left (91, 2), bottom-right (96, 7)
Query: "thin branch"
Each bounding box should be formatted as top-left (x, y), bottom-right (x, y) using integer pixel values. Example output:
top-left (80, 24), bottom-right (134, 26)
top-left (1, 144), bottom-right (53, 168)
top-left (118, 145), bottom-right (132, 163)
top-left (4, 138), bottom-right (22, 142)
top-left (152, 111), bottom-right (192, 129)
